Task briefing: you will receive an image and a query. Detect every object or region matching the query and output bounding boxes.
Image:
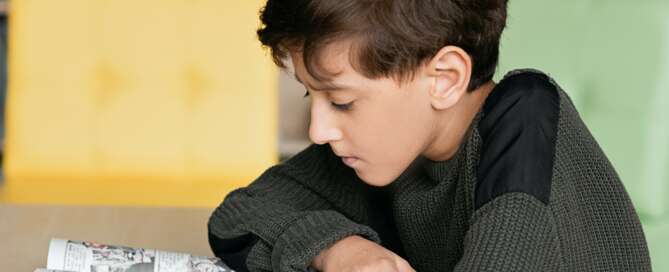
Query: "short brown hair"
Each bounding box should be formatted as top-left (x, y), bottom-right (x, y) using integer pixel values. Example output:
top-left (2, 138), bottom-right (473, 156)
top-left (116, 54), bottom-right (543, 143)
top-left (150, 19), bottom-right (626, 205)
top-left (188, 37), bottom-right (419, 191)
top-left (257, 0), bottom-right (508, 91)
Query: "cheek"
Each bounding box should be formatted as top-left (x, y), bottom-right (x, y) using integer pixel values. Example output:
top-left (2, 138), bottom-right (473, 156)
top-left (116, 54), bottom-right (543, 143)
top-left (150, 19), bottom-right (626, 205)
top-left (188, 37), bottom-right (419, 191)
top-left (356, 145), bottom-right (421, 186)
top-left (349, 103), bottom-right (432, 185)
top-left (374, 99), bottom-right (432, 157)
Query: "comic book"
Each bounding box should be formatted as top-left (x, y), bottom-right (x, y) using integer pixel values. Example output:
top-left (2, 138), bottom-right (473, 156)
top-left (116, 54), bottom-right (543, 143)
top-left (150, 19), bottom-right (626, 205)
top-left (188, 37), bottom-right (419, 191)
top-left (33, 238), bottom-right (235, 272)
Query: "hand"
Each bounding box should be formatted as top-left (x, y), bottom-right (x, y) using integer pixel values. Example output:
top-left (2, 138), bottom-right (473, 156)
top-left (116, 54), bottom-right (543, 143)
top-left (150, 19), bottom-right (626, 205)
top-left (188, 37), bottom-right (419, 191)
top-left (311, 235), bottom-right (415, 272)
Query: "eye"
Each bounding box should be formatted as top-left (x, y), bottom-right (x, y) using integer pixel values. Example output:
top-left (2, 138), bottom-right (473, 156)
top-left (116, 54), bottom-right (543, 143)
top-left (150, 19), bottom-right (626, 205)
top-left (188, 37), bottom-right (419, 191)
top-left (303, 89), bottom-right (353, 111)
top-left (331, 101), bottom-right (353, 111)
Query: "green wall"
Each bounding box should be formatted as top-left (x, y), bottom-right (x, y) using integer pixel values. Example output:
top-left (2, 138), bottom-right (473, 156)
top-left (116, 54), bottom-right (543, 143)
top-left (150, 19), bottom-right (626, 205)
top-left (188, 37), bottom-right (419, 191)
top-left (495, 0), bottom-right (669, 270)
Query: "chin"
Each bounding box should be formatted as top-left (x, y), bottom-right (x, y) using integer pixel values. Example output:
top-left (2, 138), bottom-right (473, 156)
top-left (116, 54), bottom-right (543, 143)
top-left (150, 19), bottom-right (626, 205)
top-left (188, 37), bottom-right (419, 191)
top-left (357, 171), bottom-right (396, 187)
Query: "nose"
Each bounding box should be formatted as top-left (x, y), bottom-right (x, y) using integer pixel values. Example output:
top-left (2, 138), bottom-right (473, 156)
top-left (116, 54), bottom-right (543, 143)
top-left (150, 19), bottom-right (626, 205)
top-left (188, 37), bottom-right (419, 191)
top-left (308, 100), bottom-right (343, 145)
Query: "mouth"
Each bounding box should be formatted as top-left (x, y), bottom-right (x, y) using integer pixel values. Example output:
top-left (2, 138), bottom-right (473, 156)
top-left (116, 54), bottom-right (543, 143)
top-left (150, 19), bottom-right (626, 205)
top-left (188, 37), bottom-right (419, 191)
top-left (341, 156), bottom-right (360, 167)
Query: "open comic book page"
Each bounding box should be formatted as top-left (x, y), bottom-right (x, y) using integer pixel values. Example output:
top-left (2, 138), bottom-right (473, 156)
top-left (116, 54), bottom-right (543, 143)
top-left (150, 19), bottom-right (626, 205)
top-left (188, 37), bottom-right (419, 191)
top-left (46, 238), bottom-right (235, 272)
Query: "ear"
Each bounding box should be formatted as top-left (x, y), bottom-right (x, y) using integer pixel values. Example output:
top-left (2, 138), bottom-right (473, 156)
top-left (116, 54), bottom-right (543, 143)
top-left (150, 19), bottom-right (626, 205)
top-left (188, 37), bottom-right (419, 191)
top-left (425, 46), bottom-right (472, 110)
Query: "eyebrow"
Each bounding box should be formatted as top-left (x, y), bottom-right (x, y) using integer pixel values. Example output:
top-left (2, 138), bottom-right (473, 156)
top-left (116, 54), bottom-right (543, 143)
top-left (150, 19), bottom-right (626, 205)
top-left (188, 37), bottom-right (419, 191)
top-left (293, 73), bottom-right (349, 91)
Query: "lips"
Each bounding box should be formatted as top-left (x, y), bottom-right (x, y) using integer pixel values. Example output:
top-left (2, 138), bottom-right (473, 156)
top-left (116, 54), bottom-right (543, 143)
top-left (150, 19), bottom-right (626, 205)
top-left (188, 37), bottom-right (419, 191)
top-left (341, 156), bottom-right (359, 167)
top-left (331, 145), bottom-right (360, 167)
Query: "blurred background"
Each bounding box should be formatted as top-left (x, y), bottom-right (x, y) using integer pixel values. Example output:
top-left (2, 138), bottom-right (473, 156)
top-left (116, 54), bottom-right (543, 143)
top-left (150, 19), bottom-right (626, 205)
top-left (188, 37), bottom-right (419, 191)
top-left (0, 0), bottom-right (667, 271)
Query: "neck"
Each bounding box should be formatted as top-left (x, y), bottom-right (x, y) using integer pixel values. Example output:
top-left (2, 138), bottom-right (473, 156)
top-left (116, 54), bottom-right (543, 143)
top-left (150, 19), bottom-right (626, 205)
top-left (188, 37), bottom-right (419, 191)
top-left (422, 80), bottom-right (496, 162)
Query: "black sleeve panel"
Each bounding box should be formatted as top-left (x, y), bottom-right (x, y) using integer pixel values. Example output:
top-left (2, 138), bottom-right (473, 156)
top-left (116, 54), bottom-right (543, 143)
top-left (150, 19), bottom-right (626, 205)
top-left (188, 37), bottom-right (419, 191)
top-left (476, 70), bottom-right (560, 210)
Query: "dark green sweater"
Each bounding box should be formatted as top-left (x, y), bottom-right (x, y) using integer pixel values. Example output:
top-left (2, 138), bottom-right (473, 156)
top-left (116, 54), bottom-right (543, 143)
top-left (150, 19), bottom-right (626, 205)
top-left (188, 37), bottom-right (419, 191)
top-left (208, 69), bottom-right (651, 271)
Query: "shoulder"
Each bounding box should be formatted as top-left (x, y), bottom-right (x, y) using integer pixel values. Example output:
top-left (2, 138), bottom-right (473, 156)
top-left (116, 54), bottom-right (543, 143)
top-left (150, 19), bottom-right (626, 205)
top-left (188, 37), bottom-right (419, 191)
top-left (480, 69), bottom-right (560, 135)
top-left (475, 69), bottom-right (561, 209)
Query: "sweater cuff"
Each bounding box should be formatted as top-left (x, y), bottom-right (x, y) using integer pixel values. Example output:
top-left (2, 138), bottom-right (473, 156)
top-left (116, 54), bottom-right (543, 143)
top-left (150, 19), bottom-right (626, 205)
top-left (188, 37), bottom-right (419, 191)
top-left (248, 210), bottom-right (380, 272)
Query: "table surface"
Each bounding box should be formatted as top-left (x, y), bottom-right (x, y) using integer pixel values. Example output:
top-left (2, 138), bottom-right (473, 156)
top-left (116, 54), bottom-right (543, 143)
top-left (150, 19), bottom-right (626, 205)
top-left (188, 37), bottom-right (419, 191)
top-left (0, 204), bottom-right (215, 271)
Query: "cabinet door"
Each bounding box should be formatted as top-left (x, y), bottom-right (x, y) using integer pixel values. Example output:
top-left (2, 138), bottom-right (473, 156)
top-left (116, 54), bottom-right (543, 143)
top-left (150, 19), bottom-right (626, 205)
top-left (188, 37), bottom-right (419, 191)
top-left (0, 0), bottom-right (278, 207)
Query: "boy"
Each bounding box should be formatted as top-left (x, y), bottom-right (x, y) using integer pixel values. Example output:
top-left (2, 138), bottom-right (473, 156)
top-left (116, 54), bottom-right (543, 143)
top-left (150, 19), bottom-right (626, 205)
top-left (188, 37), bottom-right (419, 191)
top-left (208, 0), bottom-right (651, 271)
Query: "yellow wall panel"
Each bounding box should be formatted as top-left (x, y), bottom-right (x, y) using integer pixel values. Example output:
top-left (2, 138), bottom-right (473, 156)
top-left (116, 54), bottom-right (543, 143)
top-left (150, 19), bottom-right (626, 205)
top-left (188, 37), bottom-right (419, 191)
top-left (0, 0), bottom-right (278, 207)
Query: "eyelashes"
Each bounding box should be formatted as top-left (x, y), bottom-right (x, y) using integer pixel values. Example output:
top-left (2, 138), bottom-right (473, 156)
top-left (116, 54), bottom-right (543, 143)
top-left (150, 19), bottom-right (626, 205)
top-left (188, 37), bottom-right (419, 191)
top-left (302, 90), bottom-right (353, 111)
top-left (331, 101), bottom-right (353, 111)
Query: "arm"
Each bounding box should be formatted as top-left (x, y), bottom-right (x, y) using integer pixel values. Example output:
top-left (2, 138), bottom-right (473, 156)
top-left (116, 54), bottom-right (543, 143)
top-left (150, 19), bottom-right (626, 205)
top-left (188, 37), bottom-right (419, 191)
top-left (208, 144), bottom-right (380, 272)
top-left (453, 193), bottom-right (559, 271)
top-left (455, 71), bottom-right (561, 271)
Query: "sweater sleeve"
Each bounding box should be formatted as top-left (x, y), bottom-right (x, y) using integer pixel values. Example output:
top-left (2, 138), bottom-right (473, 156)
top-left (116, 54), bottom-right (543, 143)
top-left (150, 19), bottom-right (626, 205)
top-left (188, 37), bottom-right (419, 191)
top-left (208, 144), bottom-right (380, 272)
top-left (453, 193), bottom-right (560, 271)
top-left (453, 70), bottom-right (562, 270)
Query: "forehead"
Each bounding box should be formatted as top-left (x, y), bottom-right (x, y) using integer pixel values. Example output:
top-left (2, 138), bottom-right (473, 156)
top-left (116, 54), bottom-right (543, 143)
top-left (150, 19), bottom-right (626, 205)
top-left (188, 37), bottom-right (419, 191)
top-left (289, 41), bottom-right (359, 85)
top-left (288, 39), bottom-right (412, 94)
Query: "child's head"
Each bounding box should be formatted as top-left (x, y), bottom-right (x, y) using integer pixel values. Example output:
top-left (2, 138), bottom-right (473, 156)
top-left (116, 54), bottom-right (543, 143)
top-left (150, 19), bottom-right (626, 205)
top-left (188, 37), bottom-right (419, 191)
top-left (258, 0), bottom-right (508, 186)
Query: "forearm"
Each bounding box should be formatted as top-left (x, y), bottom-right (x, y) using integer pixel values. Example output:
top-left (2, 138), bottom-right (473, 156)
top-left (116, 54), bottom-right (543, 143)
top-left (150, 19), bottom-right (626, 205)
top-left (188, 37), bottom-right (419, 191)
top-left (209, 161), bottom-right (377, 271)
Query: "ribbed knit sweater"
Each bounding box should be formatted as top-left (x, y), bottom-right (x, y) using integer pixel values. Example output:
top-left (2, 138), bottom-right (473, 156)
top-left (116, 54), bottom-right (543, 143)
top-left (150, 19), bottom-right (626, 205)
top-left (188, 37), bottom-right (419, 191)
top-left (208, 69), bottom-right (652, 271)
